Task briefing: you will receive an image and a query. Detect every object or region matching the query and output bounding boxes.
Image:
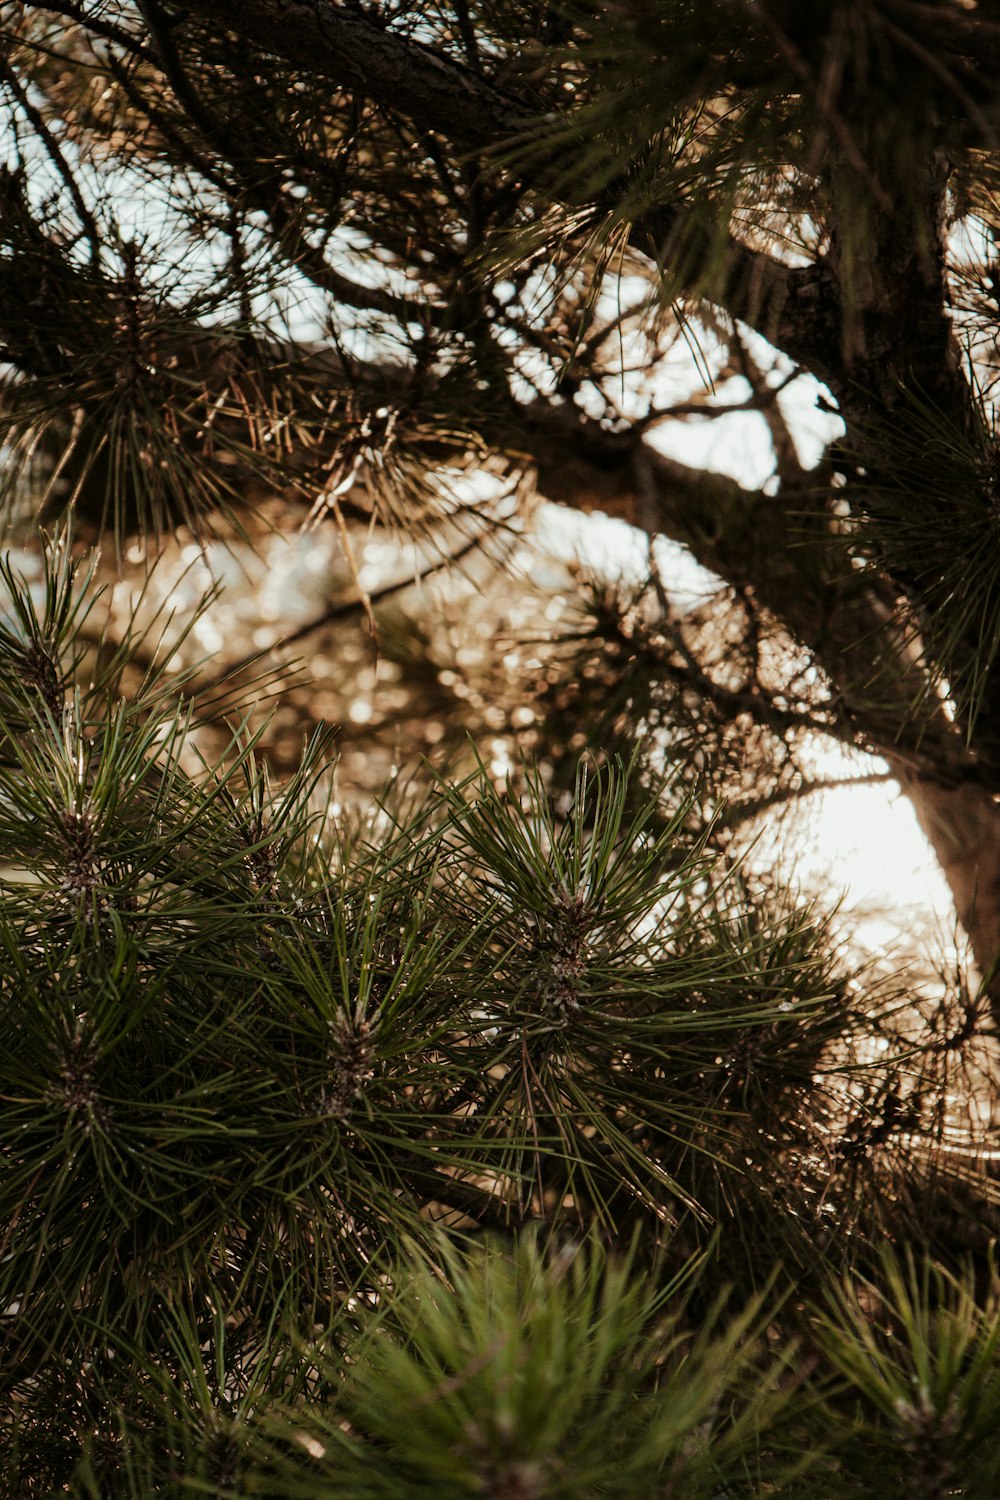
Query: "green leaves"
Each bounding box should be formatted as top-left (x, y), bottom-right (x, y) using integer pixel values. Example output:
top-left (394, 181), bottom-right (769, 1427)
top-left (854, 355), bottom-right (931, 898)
top-left (485, 1), bottom-right (996, 317)
top-left (436, 760), bottom-right (868, 1228)
top-left (811, 1248), bottom-right (1000, 1498)
top-left (2, 537), bottom-right (998, 1496)
top-left (252, 1231), bottom-right (807, 1500)
top-left (831, 385), bottom-right (1000, 748)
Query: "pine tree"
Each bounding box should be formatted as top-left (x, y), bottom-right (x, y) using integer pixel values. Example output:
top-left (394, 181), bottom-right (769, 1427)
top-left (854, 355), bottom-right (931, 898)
top-left (4, 3), bottom-right (1000, 1495)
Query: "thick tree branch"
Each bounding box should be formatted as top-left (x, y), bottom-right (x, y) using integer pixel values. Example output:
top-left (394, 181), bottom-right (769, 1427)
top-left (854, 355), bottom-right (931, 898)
top-left (526, 409), bottom-right (1000, 991)
top-left (176, 0), bottom-right (534, 151)
top-left (137, 0), bottom-right (836, 375)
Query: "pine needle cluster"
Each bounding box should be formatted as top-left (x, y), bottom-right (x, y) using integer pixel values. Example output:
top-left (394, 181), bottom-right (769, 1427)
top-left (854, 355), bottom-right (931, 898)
top-left (0, 538), bottom-right (996, 1496)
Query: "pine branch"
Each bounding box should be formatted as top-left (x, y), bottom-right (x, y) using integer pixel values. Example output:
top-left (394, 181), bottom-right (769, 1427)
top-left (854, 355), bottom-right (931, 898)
top-left (634, 367), bottom-right (801, 436)
top-left (171, 0), bottom-right (533, 151)
top-left (523, 401), bottom-right (984, 781)
top-left (13, 0), bottom-right (155, 60)
top-left (118, 0), bottom-right (837, 373)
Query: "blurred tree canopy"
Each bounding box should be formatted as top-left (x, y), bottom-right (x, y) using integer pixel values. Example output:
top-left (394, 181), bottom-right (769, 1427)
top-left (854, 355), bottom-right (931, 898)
top-left (5, 2), bottom-right (1000, 1495)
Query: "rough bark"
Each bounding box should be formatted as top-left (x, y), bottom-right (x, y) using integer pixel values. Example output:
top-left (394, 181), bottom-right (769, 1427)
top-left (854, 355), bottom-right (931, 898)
top-left (178, 0), bottom-right (535, 151)
top-left (894, 770), bottom-right (1000, 992)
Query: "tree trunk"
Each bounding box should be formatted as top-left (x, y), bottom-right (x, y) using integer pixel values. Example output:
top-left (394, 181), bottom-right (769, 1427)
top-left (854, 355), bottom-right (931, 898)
top-left (894, 768), bottom-right (1000, 996)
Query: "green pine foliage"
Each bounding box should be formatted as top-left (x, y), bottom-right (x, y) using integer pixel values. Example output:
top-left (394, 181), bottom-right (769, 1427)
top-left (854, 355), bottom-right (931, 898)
top-left (0, 537), bottom-right (996, 1496)
top-left (6, 2), bottom-right (1000, 1496)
